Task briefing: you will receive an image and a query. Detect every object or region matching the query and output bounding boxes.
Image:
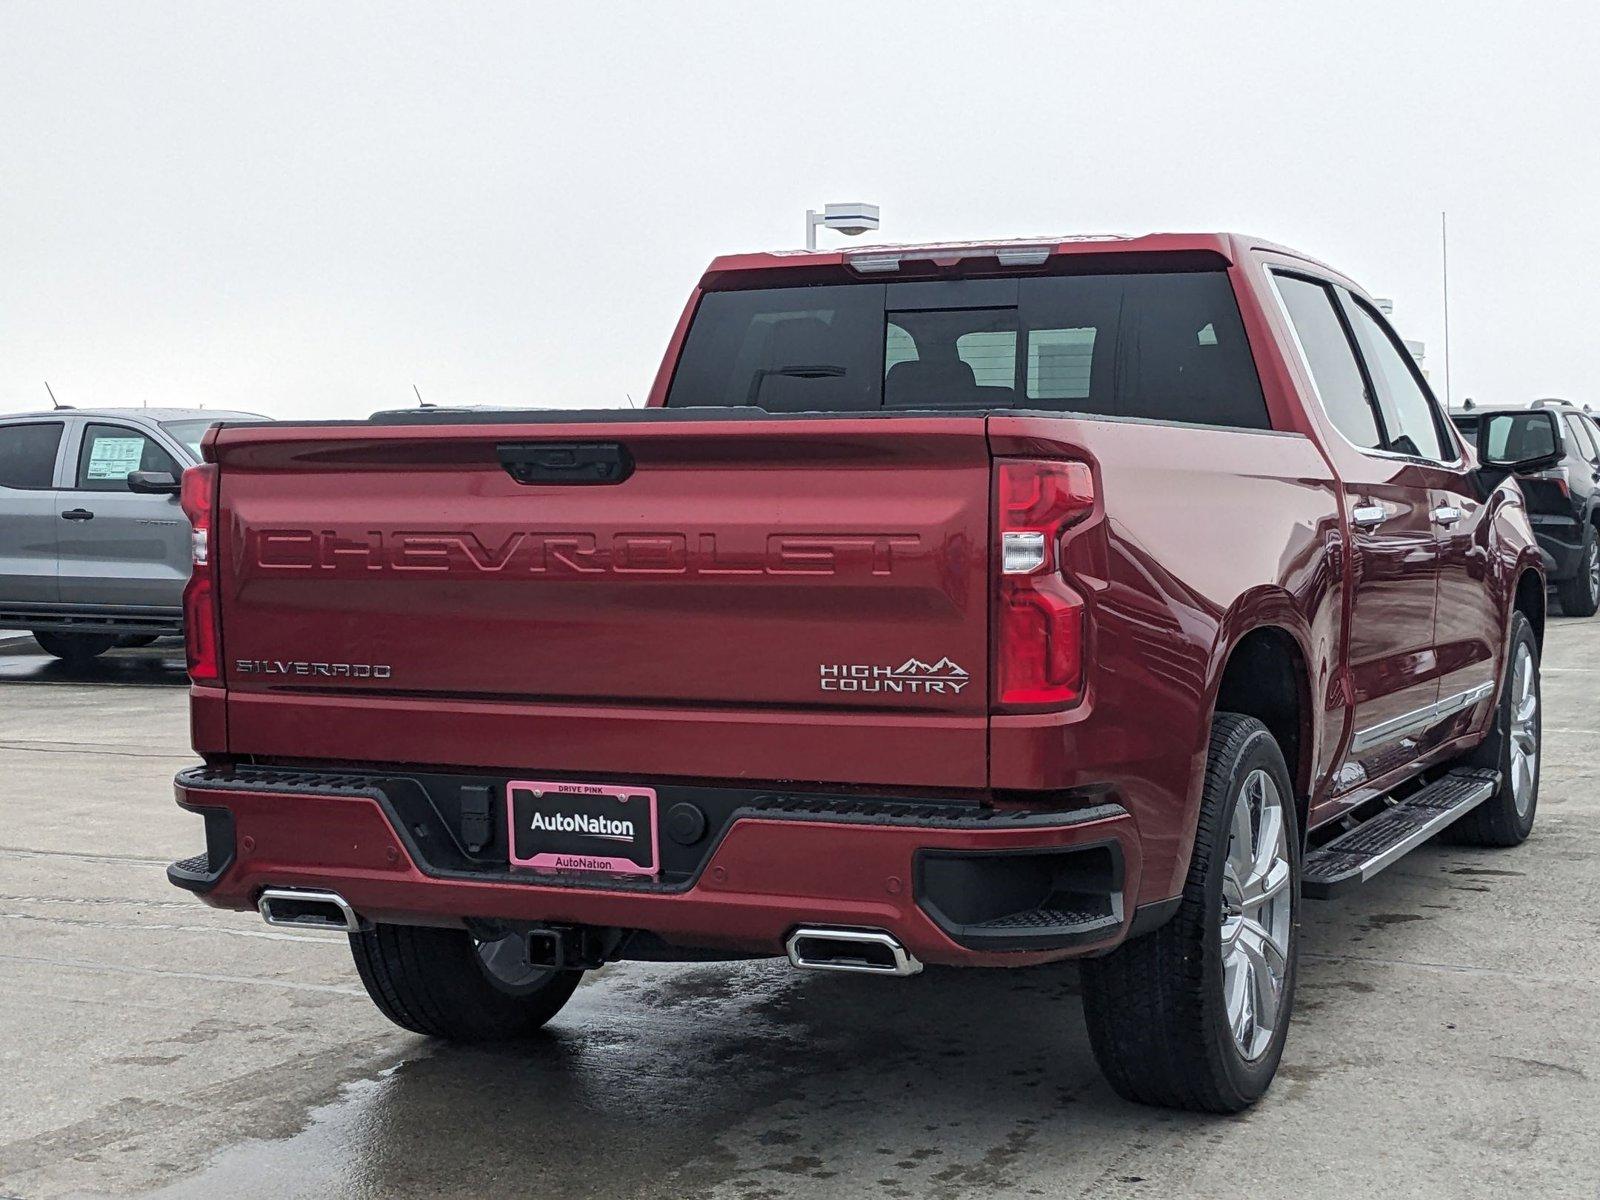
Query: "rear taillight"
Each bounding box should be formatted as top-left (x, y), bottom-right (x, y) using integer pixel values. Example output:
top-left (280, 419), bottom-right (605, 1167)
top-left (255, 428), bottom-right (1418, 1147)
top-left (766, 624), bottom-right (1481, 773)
top-left (1528, 465), bottom-right (1571, 498)
top-left (994, 459), bottom-right (1095, 710)
top-left (180, 464), bottom-right (220, 683)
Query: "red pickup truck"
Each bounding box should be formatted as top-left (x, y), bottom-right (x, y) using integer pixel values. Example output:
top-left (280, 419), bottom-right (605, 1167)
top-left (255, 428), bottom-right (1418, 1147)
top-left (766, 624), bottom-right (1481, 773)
top-left (168, 233), bottom-right (1548, 1112)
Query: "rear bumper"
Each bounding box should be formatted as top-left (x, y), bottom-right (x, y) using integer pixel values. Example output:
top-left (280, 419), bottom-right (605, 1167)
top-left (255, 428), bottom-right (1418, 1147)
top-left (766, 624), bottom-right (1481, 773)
top-left (1528, 514), bottom-right (1586, 580)
top-left (0, 602), bottom-right (183, 637)
top-left (170, 766), bottom-right (1155, 967)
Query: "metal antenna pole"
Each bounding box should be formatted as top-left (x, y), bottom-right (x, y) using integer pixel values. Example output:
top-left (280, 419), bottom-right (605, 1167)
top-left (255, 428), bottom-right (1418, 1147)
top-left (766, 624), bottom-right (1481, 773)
top-left (1441, 211), bottom-right (1453, 408)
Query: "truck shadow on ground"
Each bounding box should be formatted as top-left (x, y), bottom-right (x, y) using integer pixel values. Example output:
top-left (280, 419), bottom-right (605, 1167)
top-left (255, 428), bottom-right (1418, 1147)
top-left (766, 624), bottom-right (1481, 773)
top-left (0, 637), bottom-right (189, 686)
top-left (144, 886), bottom-right (1450, 1200)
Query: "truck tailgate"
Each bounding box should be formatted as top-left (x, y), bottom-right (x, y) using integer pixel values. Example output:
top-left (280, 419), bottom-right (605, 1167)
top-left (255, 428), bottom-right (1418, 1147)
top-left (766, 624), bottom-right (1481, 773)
top-left (210, 414), bottom-right (993, 789)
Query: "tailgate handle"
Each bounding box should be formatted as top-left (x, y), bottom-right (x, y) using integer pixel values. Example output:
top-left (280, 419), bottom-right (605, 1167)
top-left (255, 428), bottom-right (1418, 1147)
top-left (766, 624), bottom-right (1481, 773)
top-left (497, 442), bottom-right (634, 486)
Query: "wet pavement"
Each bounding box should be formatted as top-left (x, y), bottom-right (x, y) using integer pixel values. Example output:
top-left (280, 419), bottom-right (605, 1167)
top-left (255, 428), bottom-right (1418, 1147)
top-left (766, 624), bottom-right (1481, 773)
top-left (2, 621), bottom-right (1598, 1198)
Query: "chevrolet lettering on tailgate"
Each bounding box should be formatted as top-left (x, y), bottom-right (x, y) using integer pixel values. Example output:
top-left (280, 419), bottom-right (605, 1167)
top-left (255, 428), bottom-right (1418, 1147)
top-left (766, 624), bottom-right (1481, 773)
top-left (248, 528), bottom-right (921, 577)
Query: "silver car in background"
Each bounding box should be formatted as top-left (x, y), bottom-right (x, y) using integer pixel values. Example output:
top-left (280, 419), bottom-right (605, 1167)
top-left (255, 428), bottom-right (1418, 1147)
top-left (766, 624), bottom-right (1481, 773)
top-left (0, 407), bottom-right (268, 662)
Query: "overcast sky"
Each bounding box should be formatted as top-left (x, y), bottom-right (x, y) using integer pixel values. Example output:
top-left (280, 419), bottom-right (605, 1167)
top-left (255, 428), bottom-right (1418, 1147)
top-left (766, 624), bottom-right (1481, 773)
top-left (3, 1), bottom-right (1597, 420)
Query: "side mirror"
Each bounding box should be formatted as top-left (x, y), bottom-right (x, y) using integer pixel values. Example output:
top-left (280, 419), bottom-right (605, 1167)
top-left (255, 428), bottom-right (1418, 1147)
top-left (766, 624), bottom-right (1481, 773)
top-left (1477, 410), bottom-right (1563, 474)
top-left (127, 470), bottom-right (181, 495)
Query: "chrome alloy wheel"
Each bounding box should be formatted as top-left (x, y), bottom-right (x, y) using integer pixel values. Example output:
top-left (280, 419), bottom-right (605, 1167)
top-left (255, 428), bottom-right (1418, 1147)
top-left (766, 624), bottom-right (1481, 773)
top-left (1219, 769), bottom-right (1293, 1061)
top-left (1588, 543), bottom-right (1600, 605)
top-left (1509, 639), bottom-right (1540, 818)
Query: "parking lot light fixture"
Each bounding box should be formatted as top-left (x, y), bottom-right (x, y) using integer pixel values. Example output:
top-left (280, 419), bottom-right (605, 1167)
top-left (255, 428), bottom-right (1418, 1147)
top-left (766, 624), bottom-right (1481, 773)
top-left (805, 202), bottom-right (880, 250)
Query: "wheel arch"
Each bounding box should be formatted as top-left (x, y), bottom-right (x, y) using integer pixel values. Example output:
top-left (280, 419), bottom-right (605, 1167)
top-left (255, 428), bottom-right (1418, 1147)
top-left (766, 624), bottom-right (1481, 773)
top-left (1208, 618), bottom-right (1316, 844)
top-left (1513, 564), bottom-right (1546, 651)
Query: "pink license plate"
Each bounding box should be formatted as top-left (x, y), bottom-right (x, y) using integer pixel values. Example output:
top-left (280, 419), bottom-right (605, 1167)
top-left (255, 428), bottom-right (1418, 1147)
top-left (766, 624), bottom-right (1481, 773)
top-left (506, 780), bottom-right (660, 876)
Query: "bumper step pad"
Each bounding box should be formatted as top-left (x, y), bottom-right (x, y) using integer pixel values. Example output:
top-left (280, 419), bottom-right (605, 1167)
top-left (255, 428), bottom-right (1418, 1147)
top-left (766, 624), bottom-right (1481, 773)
top-left (1303, 767), bottom-right (1499, 899)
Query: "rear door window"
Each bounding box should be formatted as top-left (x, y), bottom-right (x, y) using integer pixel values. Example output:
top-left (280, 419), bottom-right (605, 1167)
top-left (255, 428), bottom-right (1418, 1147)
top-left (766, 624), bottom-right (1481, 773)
top-left (666, 270), bottom-right (1270, 429)
top-left (1563, 413), bottom-right (1599, 462)
top-left (1273, 274), bottom-right (1382, 450)
top-left (74, 423), bottom-right (182, 492)
top-left (0, 421), bottom-right (64, 489)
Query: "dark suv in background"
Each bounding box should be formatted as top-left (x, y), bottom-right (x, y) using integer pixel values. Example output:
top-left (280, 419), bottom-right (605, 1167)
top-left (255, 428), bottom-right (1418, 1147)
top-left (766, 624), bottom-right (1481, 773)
top-left (1453, 400), bottom-right (1600, 615)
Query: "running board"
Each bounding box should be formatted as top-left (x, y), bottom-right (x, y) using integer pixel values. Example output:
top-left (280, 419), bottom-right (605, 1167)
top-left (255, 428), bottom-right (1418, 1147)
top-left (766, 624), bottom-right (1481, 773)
top-left (1303, 768), bottom-right (1500, 899)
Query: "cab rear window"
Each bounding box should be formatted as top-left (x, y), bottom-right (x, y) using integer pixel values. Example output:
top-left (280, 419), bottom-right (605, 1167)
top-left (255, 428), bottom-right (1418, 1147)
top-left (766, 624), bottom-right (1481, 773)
top-left (665, 271), bottom-right (1269, 430)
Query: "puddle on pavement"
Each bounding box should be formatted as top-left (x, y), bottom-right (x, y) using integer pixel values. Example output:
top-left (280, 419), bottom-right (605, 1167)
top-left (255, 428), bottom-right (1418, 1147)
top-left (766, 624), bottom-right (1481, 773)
top-left (136, 958), bottom-right (1100, 1200)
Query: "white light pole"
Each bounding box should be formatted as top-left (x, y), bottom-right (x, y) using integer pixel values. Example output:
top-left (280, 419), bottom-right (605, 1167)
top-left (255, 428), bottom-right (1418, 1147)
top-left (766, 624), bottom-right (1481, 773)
top-left (805, 202), bottom-right (880, 250)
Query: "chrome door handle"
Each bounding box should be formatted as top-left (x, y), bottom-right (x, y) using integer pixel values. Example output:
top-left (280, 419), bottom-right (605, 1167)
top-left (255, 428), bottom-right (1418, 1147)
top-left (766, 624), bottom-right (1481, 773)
top-left (1350, 503), bottom-right (1387, 528)
top-left (1431, 505), bottom-right (1463, 526)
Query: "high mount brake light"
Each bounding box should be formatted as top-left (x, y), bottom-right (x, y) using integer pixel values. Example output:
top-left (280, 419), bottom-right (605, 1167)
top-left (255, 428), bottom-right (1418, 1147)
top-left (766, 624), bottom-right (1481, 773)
top-left (994, 460), bottom-right (1095, 709)
top-left (179, 464), bottom-right (220, 683)
top-left (847, 244), bottom-right (1054, 274)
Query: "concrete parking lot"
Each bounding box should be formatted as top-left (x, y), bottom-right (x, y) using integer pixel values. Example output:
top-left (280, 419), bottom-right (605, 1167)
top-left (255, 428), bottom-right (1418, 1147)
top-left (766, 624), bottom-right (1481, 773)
top-left (1, 624), bottom-right (1597, 1200)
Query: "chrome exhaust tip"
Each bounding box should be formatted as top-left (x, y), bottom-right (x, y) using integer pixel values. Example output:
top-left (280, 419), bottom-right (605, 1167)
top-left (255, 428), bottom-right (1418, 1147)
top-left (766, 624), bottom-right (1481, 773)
top-left (258, 887), bottom-right (368, 933)
top-left (785, 927), bottom-right (923, 977)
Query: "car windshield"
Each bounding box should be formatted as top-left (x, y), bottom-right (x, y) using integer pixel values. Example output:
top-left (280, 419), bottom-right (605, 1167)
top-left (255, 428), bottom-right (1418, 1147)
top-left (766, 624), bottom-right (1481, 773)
top-left (160, 417), bottom-right (264, 456)
top-left (159, 419), bottom-right (218, 456)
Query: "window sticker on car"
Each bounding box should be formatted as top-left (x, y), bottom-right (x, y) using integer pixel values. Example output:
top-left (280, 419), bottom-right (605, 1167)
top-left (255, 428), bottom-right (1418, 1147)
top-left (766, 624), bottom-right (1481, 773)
top-left (85, 436), bottom-right (145, 480)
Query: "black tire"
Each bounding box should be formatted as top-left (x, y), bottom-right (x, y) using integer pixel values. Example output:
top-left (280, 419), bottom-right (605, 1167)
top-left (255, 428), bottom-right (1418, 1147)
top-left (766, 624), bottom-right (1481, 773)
top-left (1450, 611), bottom-right (1541, 847)
top-left (116, 634), bottom-right (159, 648)
top-left (1080, 713), bottom-right (1300, 1113)
top-left (1556, 527), bottom-right (1600, 617)
top-left (349, 924), bottom-right (583, 1040)
top-left (31, 631), bottom-right (117, 662)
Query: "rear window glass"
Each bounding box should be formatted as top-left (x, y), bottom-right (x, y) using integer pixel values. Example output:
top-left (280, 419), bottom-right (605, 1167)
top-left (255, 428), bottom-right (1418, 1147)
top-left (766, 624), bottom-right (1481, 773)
top-left (669, 285), bottom-right (883, 413)
top-left (665, 271), bottom-right (1270, 430)
top-left (0, 421), bottom-right (64, 489)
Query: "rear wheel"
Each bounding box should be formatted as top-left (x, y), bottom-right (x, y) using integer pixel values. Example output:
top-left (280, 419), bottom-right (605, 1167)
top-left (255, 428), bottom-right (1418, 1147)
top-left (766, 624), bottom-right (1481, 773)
top-left (1557, 529), bottom-right (1600, 617)
top-left (1080, 713), bottom-right (1299, 1112)
top-left (1451, 611), bottom-right (1540, 847)
top-left (31, 631), bottom-right (117, 663)
top-left (349, 923), bottom-right (584, 1040)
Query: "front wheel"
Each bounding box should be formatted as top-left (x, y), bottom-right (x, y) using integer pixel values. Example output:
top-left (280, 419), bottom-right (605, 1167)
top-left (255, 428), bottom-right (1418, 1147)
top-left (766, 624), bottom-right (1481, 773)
top-left (349, 924), bottom-right (584, 1040)
top-left (1080, 713), bottom-right (1300, 1112)
top-left (1451, 611), bottom-right (1541, 847)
